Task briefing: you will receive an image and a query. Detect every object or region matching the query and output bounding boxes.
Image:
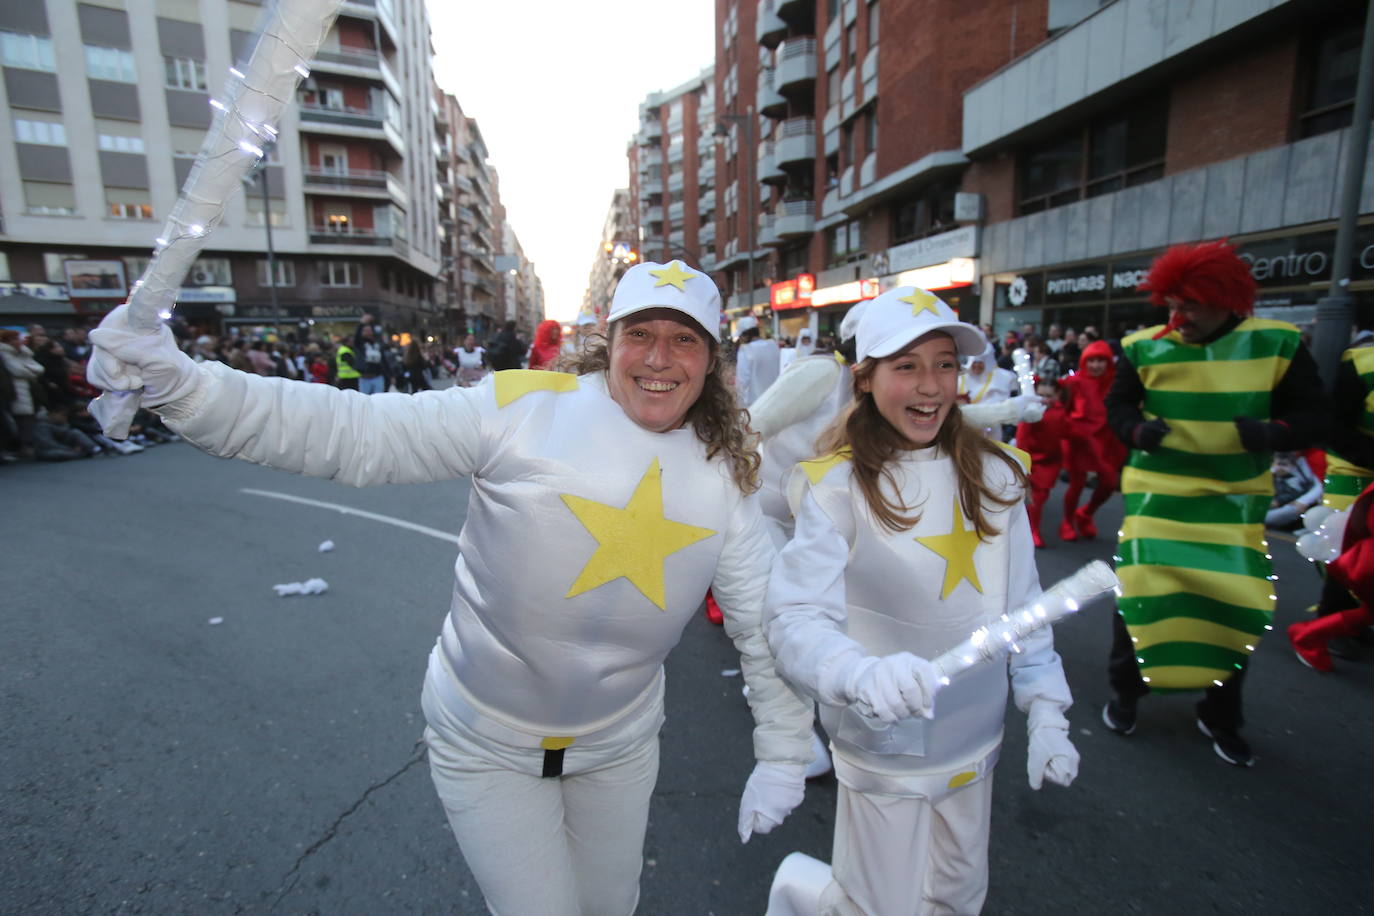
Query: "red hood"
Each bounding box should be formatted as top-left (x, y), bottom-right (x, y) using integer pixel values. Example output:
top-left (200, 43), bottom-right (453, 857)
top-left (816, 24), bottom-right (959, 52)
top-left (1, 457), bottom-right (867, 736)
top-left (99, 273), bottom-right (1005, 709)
top-left (1075, 340), bottom-right (1116, 389)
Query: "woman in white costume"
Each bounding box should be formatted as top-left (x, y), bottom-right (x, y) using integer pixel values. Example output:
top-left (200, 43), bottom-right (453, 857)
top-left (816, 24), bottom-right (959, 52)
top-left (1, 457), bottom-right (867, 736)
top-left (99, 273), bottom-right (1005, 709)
top-left (958, 342), bottom-right (1017, 441)
top-left (763, 287), bottom-right (1079, 916)
top-left (85, 259), bottom-right (814, 916)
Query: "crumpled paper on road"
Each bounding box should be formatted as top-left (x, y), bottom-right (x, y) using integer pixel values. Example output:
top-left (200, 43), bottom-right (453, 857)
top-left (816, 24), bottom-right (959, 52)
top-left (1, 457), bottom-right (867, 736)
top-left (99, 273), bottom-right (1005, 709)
top-left (273, 578), bottom-right (329, 597)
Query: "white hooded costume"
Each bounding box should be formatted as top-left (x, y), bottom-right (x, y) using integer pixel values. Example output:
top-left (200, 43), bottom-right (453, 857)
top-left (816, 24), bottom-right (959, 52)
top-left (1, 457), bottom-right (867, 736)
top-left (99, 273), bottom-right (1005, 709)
top-left (762, 288), bottom-right (1076, 916)
top-left (959, 343), bottom-right (1018, 441)
top-left (86, 260), bottom-right (814, 916)
top-left (736, 316), bottom-right (782, 406)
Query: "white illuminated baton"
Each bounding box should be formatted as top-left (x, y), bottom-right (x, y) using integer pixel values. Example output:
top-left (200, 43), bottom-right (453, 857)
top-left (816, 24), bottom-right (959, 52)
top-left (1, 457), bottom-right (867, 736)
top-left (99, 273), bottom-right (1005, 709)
top-left (931, 561), bottom-right (1120, 687)
top-left (1011, 347), bottom-right (1036, 398)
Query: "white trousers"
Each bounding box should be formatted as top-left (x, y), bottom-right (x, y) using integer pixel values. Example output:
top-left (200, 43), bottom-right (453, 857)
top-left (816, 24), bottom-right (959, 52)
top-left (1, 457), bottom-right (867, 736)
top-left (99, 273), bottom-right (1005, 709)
top-left (425, 723), bottom-right (660, 916)
top-left (767, 776), bottom-right (995, 916)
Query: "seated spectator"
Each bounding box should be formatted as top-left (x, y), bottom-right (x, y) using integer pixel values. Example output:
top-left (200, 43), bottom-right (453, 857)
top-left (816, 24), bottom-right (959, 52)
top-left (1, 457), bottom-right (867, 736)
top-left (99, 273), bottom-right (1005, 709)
top-left (33, 405), bottom-right (99, 460)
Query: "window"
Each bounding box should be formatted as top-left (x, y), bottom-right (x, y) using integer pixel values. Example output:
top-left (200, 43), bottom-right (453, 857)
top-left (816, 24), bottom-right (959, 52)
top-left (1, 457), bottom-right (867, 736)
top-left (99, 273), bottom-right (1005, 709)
top-left (26, 184), bottom-right (76, 216)
top-left (1, 31), bottom-right (55, 71)
top-left (85, 45), bottom-right (137, 83)
top-left (13, 118), bottom-right (66, 146)
top-left (319, 261), bottom-right (361, 287)
top-left (109, 202), bottom-right (153, 219)
top-left (164, 56), bottom-right (207, 91)
top-left (324, 208), bottom-right (352, 232)
top-left (1299, 20), bottom-right (1361, 138)
top-left (891, 181), bottom-right (958, 244)
top-left (841, 122), bottom-right (855, 167)
top-left (257, 260), bottom-right (295, 287)
top-left (189, 258), bottom-right (232, 286)
top-left (1018, 97), bottom-right (1167, 214)
top-left (868, 1), bottom-right (879, 45)
top-left (98, 133), bottom-right (144, 153)
top-left (864, 108), bottom-right (877, 156)
top-left (827, 65), bottom-right (840, 108)
top-left (827, 218), bottom-right (864, 264)
top-left (246, 196), bottom-right (288, 226)
top-left (44, 252), bottom-right (83, 282)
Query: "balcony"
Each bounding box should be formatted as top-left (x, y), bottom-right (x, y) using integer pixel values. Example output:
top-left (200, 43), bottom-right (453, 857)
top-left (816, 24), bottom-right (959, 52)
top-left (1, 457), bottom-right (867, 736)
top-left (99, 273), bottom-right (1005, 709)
top-left (642, 118), bottom-right (662, 140)
top-left (698, 160), bottom-right (716, 183)
top-left (775, 117), bottom-right (816, 166)
top-left (310, 45), bottom-right (399, 96)
top-left (757, 212), bottom-right (779, 246)
top-left (776, 37), bottom-right (817, 93)
top-left (776, 0), bottom-right (807, 15)
top-left (757, 141), bottom-right (784, 185)
top-left (640, 176), bottom-right (663, 196)
top-left (667, 171), bottom-right (684, 192)
top-left (297, 102), bottom-right (405, 157)
top-left (309, 225), bottom-right (407, 254)
top-left (757, 68), bottom-right (786, 119)
top-left (642, 204), bottom-right (664, 223)
top-left (699, 222), bottom-right (716, 247)
top-left (756, 0), bottom-right (786, 46)
top-left (668, 142), bottom-right (684, 164)
top-left (774, 199), bottom-right (815, 238)
top-left (457, 205), bottom-right (476, 225)
top-left (668, 200), bottom-right (685, 221)
top-left (698, 191), bottom-right (715, 214)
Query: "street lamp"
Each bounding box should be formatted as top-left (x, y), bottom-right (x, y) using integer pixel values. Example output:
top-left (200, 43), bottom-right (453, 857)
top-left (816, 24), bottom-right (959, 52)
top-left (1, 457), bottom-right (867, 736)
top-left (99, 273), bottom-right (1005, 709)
top-left (715, 105), bottom-right (756, 321)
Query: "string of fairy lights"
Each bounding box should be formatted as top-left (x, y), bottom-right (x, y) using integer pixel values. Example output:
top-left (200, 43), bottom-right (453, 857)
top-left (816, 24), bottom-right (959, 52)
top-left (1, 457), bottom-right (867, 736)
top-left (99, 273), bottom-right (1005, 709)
top-left (125, 0), bottom-right (345, 331)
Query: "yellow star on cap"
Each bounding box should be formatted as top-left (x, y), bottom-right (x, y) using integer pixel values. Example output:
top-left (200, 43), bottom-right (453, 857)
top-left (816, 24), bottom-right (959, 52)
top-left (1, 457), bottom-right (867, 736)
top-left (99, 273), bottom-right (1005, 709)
top-left (900, 288), bottom-right (942, 317)
top-left (916, 497), bottom-right (984, 600)
top-left (561, 458), bottom-right (716, 610)
top-left (649, 260), bottom-right (695, 292)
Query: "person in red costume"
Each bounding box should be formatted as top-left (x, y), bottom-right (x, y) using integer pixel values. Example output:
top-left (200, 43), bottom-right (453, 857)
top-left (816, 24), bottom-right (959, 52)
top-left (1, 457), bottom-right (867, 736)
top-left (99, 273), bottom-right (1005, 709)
top-left (1015, 376), bottom-right (1067, 548)
top-left (527, 318), bottom-right (564, 371)
top-left (1289, 481), bottom-right (1374, 672)
top-left (1058, 340), bottom-right (1127, 541)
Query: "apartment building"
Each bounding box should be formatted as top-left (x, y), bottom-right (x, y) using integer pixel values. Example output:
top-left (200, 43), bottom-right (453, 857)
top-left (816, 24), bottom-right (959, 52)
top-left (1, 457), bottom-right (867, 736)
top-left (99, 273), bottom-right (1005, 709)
top-left (582, 187), bottom-right (633, 322)
top-left (493, 210), bottom-right (545, 338)
top-left (708, 0), bottom-right (1366, 344)
top-left (629, 67), bottom-right (717, 275)
top-left (0, 0), bottom-right (443, 341)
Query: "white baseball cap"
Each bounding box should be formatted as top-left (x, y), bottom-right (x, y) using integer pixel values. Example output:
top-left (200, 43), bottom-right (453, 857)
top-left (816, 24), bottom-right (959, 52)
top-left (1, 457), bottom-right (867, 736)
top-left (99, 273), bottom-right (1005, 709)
top-left (855, 286), bottom-right (986, 362)
top-left (607, 260), bottom-right (721, 341)
top-left (735, 315), bottom-right (759, 337)
top-left (576, 311), bottom-right (597, 326)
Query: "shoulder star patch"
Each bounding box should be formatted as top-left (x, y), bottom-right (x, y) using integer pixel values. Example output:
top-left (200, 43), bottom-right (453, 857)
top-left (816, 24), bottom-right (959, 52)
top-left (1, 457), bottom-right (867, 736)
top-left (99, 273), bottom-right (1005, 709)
top-left (800, 448), bottom-right (852, 484)
top-left (493, 370), bottom-right (579, 407)
top-left (916, 496), bottom-right (984, 600)
top-left (649, 260), bottom-right (695, 291)
top-left (899, 288), bottom-right (942, 316)
top-left (561, 458), bottom-right (716, 610)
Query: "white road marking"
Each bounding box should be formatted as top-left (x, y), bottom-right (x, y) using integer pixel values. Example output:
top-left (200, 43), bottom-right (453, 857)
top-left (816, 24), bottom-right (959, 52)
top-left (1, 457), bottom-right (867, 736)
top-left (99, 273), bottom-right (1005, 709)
top-left (241, 488), bottom-right (461, 545)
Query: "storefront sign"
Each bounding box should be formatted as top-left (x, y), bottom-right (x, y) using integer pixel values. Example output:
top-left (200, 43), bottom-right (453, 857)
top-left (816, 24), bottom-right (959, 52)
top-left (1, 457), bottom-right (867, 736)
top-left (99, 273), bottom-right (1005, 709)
top-left (894, 258), bottom-right (976, 291)
top-left (175, 286), bottom-right (237, 303)
top-left (0, 282), bottom-right (69, 299)
top-left (770, 273), bottom-right (815, 310)
top-left (885, 226), bottom-right (978, 274)
top-left (811, 277), bottom-right (880, 307)
top-left (64, 260), bottom-right (127, 298)
top-left (1044, 263), bottom-right (1108, 302)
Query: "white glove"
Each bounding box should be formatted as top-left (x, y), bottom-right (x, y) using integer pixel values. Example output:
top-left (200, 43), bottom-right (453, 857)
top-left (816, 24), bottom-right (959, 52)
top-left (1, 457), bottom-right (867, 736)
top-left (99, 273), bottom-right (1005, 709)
top-left (1026, 701), bottom-right (1079, 790)
top-left (88, 304), bottom-right (200, 407)
top-left (1013, 393), bottom-right (1046, 423)
top-left (848, 652), bottom-right (939, 724)
top-left (737, 761), bottom-right (806, 843)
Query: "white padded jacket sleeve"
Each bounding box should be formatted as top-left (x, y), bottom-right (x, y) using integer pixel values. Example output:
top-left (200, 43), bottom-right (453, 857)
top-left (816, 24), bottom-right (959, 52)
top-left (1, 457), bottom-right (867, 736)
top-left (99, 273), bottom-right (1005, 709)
top-left (764, 488), bottom-right (873, 708)
top-left (1004, 506), bottom-right (1074, 715)
top-left (713, 493), bottom-right (815, 766)
top-left (157, 361), bottom-right (486, 486)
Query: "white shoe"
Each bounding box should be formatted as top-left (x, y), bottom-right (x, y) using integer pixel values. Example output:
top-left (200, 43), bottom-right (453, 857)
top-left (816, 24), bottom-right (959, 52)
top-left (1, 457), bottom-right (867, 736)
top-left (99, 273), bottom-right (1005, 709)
top-left (804, 730), bottom-right (832, 780)
top-left (113, 439), bottom-right (145, 454)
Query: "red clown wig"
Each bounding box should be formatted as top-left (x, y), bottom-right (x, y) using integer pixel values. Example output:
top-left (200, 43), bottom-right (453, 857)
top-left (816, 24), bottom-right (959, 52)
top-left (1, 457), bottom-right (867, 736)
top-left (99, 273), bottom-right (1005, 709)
top-left (1138, 239), bottom-right (1257, 314)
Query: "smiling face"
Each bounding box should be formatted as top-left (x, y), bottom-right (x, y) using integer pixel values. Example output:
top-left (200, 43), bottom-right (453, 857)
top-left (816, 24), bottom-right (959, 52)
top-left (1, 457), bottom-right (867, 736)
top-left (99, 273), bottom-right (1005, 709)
top-left (1085, 356), bottom-right (1109, 377)
top-left (858, 331), bottom-right (960, 448)
top-left (606, 308), bottom-right (713, 433)
top-left (1167, 298), bottom-right (1232, 343)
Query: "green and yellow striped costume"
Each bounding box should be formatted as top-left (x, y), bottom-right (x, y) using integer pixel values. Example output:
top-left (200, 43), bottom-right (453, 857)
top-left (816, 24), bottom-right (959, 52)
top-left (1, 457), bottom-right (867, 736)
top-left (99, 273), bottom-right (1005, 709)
top-left (1116, 318), bottom-right (1298, 690)
top-left (1322, 346), bottom-right (1374, 510)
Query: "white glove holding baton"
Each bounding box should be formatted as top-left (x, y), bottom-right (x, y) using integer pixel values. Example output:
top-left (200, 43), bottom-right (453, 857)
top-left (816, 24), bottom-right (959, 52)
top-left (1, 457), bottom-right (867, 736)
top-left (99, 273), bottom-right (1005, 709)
top-left (847, 652), bottom-right (940, 723)
top-left (87, 304), bottom-right (202, 437)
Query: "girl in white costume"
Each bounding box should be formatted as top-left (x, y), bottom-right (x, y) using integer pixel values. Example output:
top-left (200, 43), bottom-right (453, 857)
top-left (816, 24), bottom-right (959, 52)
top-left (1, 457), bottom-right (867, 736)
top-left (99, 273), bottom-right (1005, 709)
top-left (85, 260), bottom-right (814, 916)
top-left (763, 287), bottom-right (1079, 916)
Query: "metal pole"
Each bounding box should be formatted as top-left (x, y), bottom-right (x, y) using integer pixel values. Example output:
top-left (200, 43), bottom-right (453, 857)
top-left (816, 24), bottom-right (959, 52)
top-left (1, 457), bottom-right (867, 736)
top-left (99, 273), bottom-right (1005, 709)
top-left (260, 161), bottom-right (282, 342)
top-left (744, 106), bottom-right (756, 323)
top-left (1312, 0), bottom-right (1374, 391)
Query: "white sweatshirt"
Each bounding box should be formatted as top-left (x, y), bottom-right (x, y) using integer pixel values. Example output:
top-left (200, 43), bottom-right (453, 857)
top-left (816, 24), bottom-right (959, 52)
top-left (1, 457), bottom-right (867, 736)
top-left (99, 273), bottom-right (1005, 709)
top-left (764, 445), bottom-right (1072, 791)
top-left (159, 364), bottom-right (814, 764)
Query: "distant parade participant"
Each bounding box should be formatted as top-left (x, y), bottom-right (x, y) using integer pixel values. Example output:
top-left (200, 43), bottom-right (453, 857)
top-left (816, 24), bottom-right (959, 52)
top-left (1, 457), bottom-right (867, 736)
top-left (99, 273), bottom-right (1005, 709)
top-left (764, 287), bottom-right (1077, 915)
top-left (453, 333), bottom-right (487, 388)
top-left (735, 315), bottom-right (782, 406)
top-left (958, 342), bottom-right (1016, 440)
top-left (1015, 375), bottom-right (1068, 548)
top-left (1058, 340), bottom-right (1127, 542)
top-left (86, 259), bottom-right (814, 915)
top-left (1103, 240), bottom-right (1327, 768)
top-left (528, 318), bottom-right (564, 370)
top-left (1321, 321), bottom-right (1374, 511)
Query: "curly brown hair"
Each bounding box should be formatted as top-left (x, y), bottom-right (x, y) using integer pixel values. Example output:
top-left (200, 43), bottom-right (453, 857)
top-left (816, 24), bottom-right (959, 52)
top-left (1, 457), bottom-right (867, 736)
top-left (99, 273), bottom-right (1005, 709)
top-left (561, 328), bottom-right (761, 494)
top-left (817, 357), bottom-right (1025, 535)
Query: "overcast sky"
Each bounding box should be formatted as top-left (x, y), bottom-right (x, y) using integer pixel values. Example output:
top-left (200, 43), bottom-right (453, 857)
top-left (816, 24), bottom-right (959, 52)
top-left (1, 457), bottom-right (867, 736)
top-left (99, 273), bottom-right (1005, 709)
top-left (426, 1), bottom-right (717, 322)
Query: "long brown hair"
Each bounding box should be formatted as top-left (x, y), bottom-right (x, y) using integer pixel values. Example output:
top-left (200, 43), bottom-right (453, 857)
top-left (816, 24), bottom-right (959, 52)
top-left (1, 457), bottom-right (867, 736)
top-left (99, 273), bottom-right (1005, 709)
top-left (562, 326), bottom-right (762, 495)
top-left (816, 357), bottom-right (1025, 535)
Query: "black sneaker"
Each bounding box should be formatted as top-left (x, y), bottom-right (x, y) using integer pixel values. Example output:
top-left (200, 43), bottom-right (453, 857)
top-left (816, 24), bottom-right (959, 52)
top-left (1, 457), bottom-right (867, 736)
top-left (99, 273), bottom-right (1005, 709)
top-left (1101, 698), bottom-right (1137, 735)
top-left (1196, 719), bottom-right (1254, 767)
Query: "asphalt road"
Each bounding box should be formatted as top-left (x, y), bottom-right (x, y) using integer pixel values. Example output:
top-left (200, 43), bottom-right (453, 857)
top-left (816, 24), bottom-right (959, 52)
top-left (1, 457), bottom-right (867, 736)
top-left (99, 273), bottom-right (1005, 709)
top-left (3, 439), bottom-right (1372, 915)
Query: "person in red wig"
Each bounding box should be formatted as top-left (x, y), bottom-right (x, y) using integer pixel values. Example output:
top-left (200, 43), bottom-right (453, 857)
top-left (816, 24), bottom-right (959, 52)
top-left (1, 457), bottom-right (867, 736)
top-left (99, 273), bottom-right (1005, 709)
top-left (1101, 239), bottom-right (1327, 768)
top-left (527, 318), bottom-right (564, 371)
top-left (1058, 340), bottom-right (1127, 541)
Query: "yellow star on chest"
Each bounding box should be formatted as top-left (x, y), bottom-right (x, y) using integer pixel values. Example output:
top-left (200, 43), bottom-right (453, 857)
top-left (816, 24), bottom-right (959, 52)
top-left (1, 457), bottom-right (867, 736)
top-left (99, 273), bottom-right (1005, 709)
top-left (915, 496), bottom-right (985, 600)
top-left (561, 458), bottom-right (716, 610)
top-left (899, 288), bottom-right (942, 316)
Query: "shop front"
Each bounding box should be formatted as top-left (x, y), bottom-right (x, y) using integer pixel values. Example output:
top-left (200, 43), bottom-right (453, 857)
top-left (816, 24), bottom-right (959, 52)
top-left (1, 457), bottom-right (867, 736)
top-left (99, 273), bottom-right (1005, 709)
top-left (877, 225), bottom-right (982, 324)
top-left (769, 273), bottom-right (816, 341)
top-left (985, 220), bottom-right (1374, 343)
